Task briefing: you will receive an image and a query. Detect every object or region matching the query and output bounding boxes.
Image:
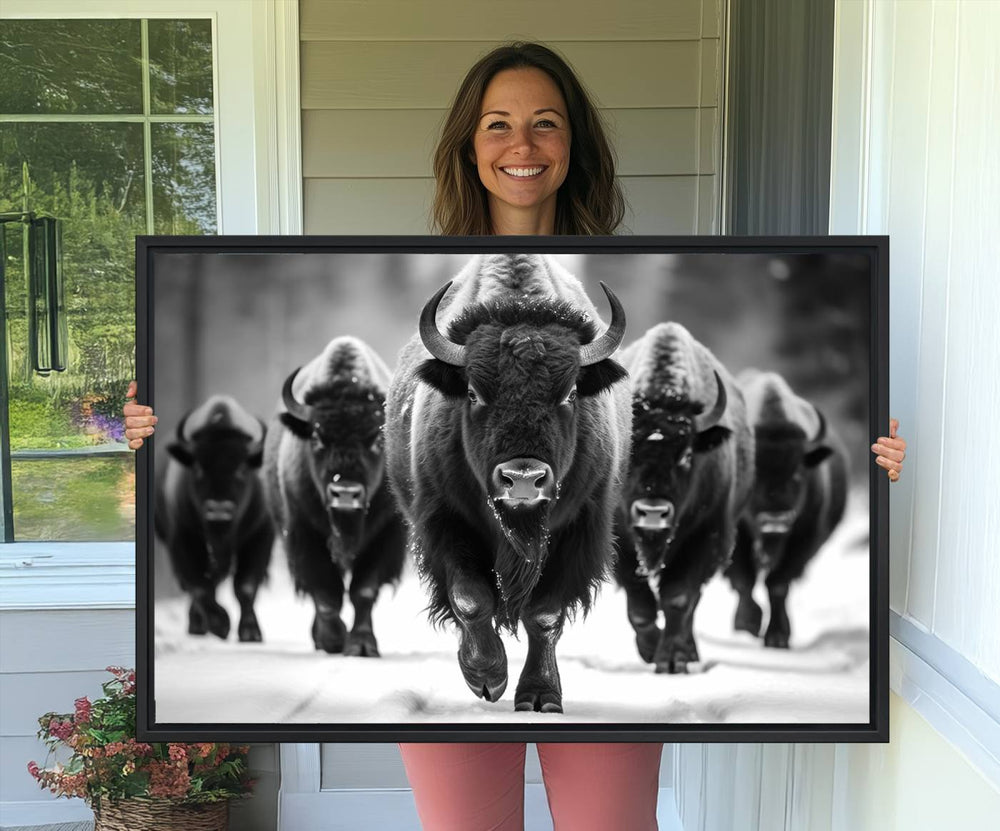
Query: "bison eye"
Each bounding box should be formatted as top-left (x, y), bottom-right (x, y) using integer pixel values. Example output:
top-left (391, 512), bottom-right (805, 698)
top-left (561, 387), bottom-right (578, 406)
top-left (467, 387), bottom-right (480, 406)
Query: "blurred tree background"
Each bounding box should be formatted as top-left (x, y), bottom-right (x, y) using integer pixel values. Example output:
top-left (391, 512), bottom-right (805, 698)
top-left (1, 19), bottom-right (215, 540)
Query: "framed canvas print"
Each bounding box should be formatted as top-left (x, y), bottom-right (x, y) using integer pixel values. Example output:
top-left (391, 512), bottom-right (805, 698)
top-left (136, 235), bottom-right (888, 742)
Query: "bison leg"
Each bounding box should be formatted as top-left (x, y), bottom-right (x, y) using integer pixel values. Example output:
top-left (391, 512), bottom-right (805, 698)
top-left (233, 530), bottom-right (271, 643)
top-left (725, 522), bottom-right (762, 636)
top-left (344, 517), bottom-right (405, 657)
top-left (515, 600), bottom-right (565, 713)
top-left (614, 526), bottom-right (661, 663)
top-left (654, 585), bottom-right (701, 674)
top-left (189, 587), bottom-right (230, 640)
top-left (448, 569), bottom-right (507, 703)
top-left (763, 581), bottom-right (791, 649)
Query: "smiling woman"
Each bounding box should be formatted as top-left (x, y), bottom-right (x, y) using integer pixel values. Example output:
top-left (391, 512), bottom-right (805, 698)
top-left (471, 67), bottom-right (572, 234)
top-left (430, 42), bottom-right (625, 237)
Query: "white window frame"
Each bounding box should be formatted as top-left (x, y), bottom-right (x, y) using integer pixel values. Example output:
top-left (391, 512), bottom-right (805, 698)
top-left (0, 0), bottom-right (302, 612)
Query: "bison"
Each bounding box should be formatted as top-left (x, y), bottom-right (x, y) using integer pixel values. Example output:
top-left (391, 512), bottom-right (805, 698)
top-left (725, 369), bottom-right (849, 648)
top-left (614, 322), bottom-right (754, 673)
top-left (263, 336), bottom-right (406, 656)
top-left (154, 395), bottom-right (272, 642)
top-left (385, 254), bottom-right (631, 713)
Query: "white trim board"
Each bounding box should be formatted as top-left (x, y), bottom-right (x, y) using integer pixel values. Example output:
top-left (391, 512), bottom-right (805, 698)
top-left (890, 632), bottom-right (1000, 790)
top-left (0, 543), bottom-right (134, 610)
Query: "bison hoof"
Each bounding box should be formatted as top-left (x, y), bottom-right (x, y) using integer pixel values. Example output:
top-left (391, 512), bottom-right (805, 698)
top-left (634, 624), bottom-right (661, 664)
top-left (188, 610), bottom-right (208, 636)
top-left (312, 615), bottom-right (347, 654)
top-left (344, 632), bottom-right (380, 657)
top-left (514, 681), bottom-right (563, 713)
top-left (205, 605), bottom-right (230, 640)
top-left (459, 659), bottom-right (508, 703)
top-left (464, 669), bottom-right (508, 703)
top-left (238, 619), bottom-right (263, 642)
top-left (734, 599), bottom-right (763, 636)
top-left (764, 628), bottom-right (790, 649)
top-left (653, 636), bottom-right (698, 674)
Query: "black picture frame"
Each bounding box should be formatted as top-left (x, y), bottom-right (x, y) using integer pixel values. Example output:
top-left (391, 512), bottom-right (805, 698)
top-left (136, 234), bottom-right (889, 743)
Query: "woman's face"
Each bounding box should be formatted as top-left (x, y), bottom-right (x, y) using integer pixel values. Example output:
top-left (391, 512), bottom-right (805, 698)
top-left (471, 67), bottom-right (571, 229)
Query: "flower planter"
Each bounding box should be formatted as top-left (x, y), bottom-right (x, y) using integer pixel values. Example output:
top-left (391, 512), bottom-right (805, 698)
top-left (93, 798), bottom-right (229, 831)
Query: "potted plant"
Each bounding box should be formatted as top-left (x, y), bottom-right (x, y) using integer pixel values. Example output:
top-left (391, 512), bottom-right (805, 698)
top-left (28, 666), bottom-right (254, 830)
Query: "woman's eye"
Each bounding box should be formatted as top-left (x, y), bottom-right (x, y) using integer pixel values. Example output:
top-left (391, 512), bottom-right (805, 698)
top-left (486, 120), bottom-right (509, 130)
top-left (536, 119), bottom-right (557, 128)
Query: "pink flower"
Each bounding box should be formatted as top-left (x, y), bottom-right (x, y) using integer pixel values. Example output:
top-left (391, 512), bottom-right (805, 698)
top-left (27, 761), bottom-right (40, 779)
top-left (48, 719), bottom-right (74, 741)
top-left (74, 697), bottom-right (92, 724)
top-left (168, 744), bottom-right (188, 762)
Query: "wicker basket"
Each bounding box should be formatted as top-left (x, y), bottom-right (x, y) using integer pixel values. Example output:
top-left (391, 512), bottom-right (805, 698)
top-left (93, 798), bottom-right (229, 831)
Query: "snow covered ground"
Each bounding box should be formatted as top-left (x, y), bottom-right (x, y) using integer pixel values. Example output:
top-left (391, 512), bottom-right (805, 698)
top-left (154, 500), bottom-right (870, 727)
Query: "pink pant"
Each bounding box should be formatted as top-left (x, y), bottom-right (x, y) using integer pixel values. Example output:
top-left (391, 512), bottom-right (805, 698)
top-left (399, 742), bottom-right (663, 831)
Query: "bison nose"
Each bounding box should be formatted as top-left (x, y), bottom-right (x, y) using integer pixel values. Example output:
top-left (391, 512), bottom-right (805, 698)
top-left (631, 499), bottom-right (675, 531)
top-left (490, 458), bottom-right (555, 506)
top-left (757, 510), bottom-right (796, 534)
top-left (327, 481), bottom-right (366, 511)
top-left (204, 499), bottom-right (236, 522)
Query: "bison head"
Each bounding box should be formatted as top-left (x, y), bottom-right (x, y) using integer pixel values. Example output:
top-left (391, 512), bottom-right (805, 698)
top-left (279, 370), bottom-right (386, 558)
top-left (625, 373), bottom-right (729, 575)
top-left (415, 281), bottom-right (627, 622)
top-left (750, 409), bottom-right (833, 570)
top-left (167, 411), bottom-right (265, 570)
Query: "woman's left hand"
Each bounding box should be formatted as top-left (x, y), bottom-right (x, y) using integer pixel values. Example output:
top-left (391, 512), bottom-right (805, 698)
top-left (871, 418), bottom-right (906, 482)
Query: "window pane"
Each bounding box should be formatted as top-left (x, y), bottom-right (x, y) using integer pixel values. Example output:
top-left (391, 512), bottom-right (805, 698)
top-left (2, 122), bottom-right (145, 542)
top-left (11, 455), bottom-right (134, 541)
top-left (148, 19), bottom-right (214, 115)
top-left (152, 123), bottom-right (217, 234)
top-left (0, 20), bottom-right (142, 114)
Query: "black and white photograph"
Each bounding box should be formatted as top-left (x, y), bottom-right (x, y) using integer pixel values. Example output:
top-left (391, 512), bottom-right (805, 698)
top-left (139, 237), bottom-right (887, 741)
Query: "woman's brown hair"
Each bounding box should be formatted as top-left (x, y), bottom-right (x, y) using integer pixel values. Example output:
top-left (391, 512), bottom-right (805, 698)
top-left (432, 42), bottom-right (626, 236)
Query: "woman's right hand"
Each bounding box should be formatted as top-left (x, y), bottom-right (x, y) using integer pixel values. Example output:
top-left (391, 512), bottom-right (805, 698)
top-left (123, 380), bottom-right (157, 450)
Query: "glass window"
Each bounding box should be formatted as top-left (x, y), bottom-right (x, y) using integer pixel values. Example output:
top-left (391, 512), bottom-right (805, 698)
top-left (0, 19), bottom-right (216, 541)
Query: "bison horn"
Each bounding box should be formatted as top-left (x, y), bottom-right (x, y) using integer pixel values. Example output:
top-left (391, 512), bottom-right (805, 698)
top-left (175, 411), bottom-right (189, 442)
top-left (248, 416), bottom-right (267, 457)
top-left (281, 368), bottom-right (316, 423)
top-left (809, 408), bottom-right (828, 446)
top-left (694, 371), bottom-right (728, 432)
top-left (579, 282), bottom-right (627, 367)
top-left (420, 281), bottom-right (467, 367)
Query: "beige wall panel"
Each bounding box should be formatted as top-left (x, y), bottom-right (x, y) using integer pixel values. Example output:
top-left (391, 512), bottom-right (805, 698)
top-left (619, 175), bottom-right (699, 234)
top-left (304, 178), bottom-right (434, 234)
top-left (697, 174), bottom-right (720, 233)
top-left (1, 737), bottom-right (56, 802)
top-left (303, 109), bottom-right (445, 178)
top-left (305, 108), bottom-right (705, 178)
top-left (605, 109), bottom-right (699, 175)
top-left (698, 107), bottom-right (718, 174)
top-left (301, 41), bottom-right (703, 110)
top-left (0, 610), bottom-right (134, 674)
top-left (0, 671), bottom-right (111, 737)
top-left (304, 176), bottom-right (702, 236)
top-left (301, 0), bottom-right (703, 42)
top-left (700, 38), bottom-right (720, 106)
top-left (702, 0), bottom-right (722, 38)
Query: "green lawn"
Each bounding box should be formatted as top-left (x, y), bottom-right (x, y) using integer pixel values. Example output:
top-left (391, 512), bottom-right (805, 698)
top-left (12, 454), bottom-right (135, 541)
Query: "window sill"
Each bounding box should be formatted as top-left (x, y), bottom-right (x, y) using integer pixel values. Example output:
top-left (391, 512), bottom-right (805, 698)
top-left (0, 542), bottom-right (134, 610)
